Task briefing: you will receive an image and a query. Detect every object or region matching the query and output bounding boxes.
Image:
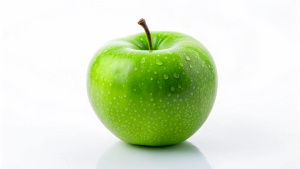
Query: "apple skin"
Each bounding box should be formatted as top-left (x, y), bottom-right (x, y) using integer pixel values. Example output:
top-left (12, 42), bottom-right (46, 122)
top-left (87, 31), bottom-right (217, 146)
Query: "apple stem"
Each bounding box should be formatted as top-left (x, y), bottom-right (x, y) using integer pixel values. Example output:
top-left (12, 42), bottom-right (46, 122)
top-left (138, 18), bottom-right (153, 51)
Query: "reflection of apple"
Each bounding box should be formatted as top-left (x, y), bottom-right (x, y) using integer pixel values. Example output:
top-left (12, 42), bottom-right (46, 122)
top-left (97, 141), bottom-right (211, 169)
top-left (87, 19), bottom-right (217, 146)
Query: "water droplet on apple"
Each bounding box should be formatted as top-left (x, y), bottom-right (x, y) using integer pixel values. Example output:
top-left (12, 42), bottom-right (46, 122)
top-left (178, 84), bottom-right (182, 88)
top-left (154, 71), bottom-right (157, 74)
top-left (174, 73), bottom-right (179, 78)
top-left (189, 64), bottom-right (193, 68)
top-left (156, 60), bottom-right (163, 65)
top-left (108, 91), bottom-right (110, 94)
top-left (185, 56), bottom-right (191, 61)
top-left (164, 74), bottom-right (169, 79)
top-left (167, 93), bottom-right (171, 97)
top-left (141, 57), bottom-right (145, 63)
top-left (171, 87), bottom-right (175, 91)
top-left (150, 77), bottom-right (153, 80)
top-left (179, 62), bottom-right (183, 67)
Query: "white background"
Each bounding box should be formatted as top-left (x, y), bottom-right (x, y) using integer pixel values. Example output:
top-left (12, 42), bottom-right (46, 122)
top-left (0, 0), bottom-right (299, 168)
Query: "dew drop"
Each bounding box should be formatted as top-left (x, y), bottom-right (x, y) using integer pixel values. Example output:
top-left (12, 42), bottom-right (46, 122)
top-left (178, 84), bottom-right (182, 88)
top-left (154, 71), bottom-right (157, 74)
top-left (150, 77), bottom-right (153, 80)
top-left (134, 67), bottom-right (138, 71)
top-left (174, 73), bottom-right (179, 78)
top-left (167, 93), bottom-right (171, 97)
top-left (156, 60), bottom-right (163, 65)
top-left (171, 87), bottom-right (175, 91)
top-left (164, 74), bottom-right (169, 80)
top-left (141, 57), bottom-right (145, 63)
top-left (189, 64), bottom-right (193, 68)
top-left (186, 56), bottom-right (191, 61)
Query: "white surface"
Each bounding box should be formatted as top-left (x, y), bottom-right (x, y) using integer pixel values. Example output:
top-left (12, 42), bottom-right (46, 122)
top-left (1, 0), bottom-right (299, 168)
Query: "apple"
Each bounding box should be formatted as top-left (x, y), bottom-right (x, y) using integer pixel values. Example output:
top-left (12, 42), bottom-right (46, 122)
top-left (87, 19), bottom-right (217, 146)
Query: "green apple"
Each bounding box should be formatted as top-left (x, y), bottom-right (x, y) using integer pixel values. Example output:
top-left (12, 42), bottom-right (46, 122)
top-left (87, 19), bottom-right (217, 146)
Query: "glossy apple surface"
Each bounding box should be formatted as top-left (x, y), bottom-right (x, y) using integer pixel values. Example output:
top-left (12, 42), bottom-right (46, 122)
top-left (87, 31), bottom-right (217, 146)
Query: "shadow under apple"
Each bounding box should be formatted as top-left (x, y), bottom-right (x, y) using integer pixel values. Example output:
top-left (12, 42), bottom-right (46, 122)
top-left (96, 141), bottom-right (211, 169)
